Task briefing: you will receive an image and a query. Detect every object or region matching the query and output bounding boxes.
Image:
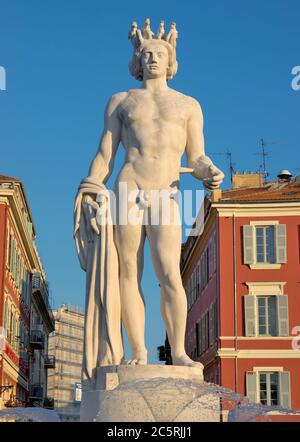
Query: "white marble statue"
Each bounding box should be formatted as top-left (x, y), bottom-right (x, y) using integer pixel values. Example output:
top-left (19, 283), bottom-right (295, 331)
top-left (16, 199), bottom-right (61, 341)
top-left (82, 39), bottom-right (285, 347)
top-left (74, 20), bottom-right (224, 385)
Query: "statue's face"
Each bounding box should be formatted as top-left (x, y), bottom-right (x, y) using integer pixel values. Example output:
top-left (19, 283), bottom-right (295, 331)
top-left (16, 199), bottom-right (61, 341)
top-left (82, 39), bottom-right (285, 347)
top-left (141, 43), bottom-right (169, 80)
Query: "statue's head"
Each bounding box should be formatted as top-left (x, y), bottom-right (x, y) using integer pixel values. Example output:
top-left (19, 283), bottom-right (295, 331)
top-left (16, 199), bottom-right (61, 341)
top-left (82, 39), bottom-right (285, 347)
top-left (128, 19), bottom-right (178, 81)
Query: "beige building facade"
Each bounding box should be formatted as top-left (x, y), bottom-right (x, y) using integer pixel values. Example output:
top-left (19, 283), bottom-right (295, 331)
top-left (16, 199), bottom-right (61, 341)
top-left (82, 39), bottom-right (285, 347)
top-left (47, 305), bottom-right (84, 421)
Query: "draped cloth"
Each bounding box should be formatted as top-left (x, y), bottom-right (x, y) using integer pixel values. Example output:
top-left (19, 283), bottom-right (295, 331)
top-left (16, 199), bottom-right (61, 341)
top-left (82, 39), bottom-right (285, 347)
top-left (73, 180), bottom-right (124, 385)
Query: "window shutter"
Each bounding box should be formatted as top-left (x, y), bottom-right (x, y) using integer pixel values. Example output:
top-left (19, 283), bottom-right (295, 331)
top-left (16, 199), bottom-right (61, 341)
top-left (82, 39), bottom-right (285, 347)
top-left (246, 372), bottom-right (258, 403)
top-left (200, 256), bottom-right (204, 291)
top-left (4, 299), bottom-right (8, 331)
top-left (198, 321), bottom-right (202, 355)
top-left (209, 241), bottom-right (213, 279)
top-left (205, 249), bottom-right (208, 285)
top-left (209, 305), bottom-right (214, 346)
top-left (214, 302), bottom-right (218, 339)
top-left (244, 296), bottom-right (256, 336)
top-left (201, 317), bottom-right (205, 354)
top-left (13, 240), bottom-right (17, 280)
top-left (12, 239), bottom-right (16, 279)
top-left (243, 225), bottom-right (254, 264)
top-left (213, 234), bottom-right (217, 274)
top-left (279, 371), bottom-right (291, 409)
top-left (277, 295), bottom-right (289, 336)
top-left (205, 314), bottom-right (207, 350)
top-left (196, 323), bottom-right (200, 357)
top-left (25, 271), bottom-right (29, 307)
top-left (275, 224), bottom-right (287, 263)
top-left (9, 235), bottom-right (13, 271)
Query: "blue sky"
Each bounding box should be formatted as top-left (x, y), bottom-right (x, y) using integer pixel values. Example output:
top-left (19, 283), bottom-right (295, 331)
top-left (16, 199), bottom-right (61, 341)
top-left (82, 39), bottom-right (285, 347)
top-left (1, 0), bottom-right (299, 363)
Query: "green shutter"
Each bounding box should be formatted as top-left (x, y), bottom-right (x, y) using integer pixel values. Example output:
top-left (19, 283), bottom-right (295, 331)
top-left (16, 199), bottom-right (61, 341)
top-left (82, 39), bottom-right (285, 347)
top-left (246, 372), bottom-right (258, 403)
top-left (279, 371), bottom-right (291, 409)
top-left (13, 240), bottom-right (17, 281)
top-left (26, 271), bottom-right (30, 306)
top-left (243, 225), bottom-right (254, 264)
top-left (275, 224), bottom-right (287, 263)
top-left (12, 239), bottom-right (16, 279)
top-left (12, 314), bottom-right (16, 345)
top-left (9, 235), bottom-right (13, 272)
top-left (4, 299), bottom-right (8, 332)
top-left (244, 296), bottom-right (256, 336)
top-left (277, 295), bottom-right (289, 336)
top-left (17, 255), bottom-right (21, 289)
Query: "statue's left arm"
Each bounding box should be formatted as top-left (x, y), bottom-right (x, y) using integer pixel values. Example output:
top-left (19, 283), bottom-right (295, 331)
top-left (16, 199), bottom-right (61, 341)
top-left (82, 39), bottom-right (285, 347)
top-left (185, 99), bottom-right (224, 190)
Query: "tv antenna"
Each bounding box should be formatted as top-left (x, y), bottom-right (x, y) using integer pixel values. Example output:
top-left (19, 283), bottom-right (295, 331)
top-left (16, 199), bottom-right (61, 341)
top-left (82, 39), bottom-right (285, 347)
top-left (209, 149), bottom-right (235, 183)
top-left (255, 138), bottom-right (273, 181)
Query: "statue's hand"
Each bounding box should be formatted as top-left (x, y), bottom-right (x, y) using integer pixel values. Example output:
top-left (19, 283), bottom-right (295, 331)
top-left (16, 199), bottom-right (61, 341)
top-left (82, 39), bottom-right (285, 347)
top-left (191, 155), bottom-right (225, 190)
top-left (82, 194), bottom-right (101, 236)
top-left (203, 164), bottom-right (224, 191)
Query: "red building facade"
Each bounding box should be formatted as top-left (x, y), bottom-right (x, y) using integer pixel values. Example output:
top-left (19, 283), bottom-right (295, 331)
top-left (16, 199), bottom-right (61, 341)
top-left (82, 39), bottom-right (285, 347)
top-left (182, 173), bottom-right (300, 411)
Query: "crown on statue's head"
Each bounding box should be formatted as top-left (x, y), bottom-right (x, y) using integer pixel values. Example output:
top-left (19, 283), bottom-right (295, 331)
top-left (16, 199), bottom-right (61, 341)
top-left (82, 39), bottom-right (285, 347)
top-left (128, 18), bottom-right (178, 49)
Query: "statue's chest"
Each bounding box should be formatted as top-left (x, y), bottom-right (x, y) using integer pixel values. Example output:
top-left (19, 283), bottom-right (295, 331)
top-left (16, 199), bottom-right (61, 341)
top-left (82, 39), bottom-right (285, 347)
top-left (119, 95), bottom-right (187, 128)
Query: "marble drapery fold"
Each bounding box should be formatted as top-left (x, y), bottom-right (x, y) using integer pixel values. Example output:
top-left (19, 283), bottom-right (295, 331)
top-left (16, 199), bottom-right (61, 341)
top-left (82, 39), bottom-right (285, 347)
top-left (74, 181), bottom-right (124, 384)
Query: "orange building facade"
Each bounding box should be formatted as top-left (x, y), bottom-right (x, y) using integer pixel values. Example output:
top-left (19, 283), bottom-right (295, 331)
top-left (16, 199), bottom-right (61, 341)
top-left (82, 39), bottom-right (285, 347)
top-left (0, 175), bottom-right (55, 409)
top-left (182, 173), bottom-right (300, 411)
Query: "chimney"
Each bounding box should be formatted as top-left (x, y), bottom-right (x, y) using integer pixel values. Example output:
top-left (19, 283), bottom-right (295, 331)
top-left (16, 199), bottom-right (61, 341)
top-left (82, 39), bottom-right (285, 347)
top-left (232, 172), bottom-right (264, 189)
top-left (277, 170), bottom-right (292, 182)
top-left (211, 189), bottom-right (222, 202)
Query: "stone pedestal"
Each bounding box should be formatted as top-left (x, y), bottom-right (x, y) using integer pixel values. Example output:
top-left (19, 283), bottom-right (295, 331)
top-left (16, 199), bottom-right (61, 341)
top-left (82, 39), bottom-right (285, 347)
top-left (80, 365), bottom-right (221, 422)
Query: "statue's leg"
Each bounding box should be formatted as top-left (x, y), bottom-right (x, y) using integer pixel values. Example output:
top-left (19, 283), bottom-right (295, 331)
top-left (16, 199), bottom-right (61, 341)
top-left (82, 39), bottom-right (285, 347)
top-left (114, 218), bottom-right (147, 365)
top-left (146, 198), bottom-right (201, 367)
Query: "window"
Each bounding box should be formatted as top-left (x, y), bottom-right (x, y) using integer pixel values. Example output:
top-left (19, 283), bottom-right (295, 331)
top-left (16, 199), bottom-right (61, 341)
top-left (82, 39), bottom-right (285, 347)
top-left (196, 323), bottom-right (200, 357)
top-left (209, 301), bottom-right (218, 345)
top-left (257, 296), bottom-right (277, 336)
top-left (197, 311), bottom-right (210, 356)
top-left (209, 240), bottom-right (213, 279)
top-left (246, 371), bottom-right (291, 409)
top-left (259, 372), bottom-right (279, 406)
top-left (255, 226), bottom-right (275, 263)
top-left (244, 294), bottom-right (289, 337)
top-left (243, 223), bottom-right (286, 267)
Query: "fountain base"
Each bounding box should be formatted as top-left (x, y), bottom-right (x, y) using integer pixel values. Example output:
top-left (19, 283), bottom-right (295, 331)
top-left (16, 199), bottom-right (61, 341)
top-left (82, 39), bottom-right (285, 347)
top-left (80, 364), bottom-right (222, 422)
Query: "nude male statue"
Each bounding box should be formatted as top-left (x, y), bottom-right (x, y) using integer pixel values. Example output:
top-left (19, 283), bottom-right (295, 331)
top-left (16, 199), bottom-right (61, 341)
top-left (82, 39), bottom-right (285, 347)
top-left (75, 20), bottom-right (224, 371)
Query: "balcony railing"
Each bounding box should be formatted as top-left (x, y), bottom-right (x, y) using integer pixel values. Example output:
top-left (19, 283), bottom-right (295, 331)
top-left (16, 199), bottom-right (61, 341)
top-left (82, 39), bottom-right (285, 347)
top-left (30, 329), bottom-right (45, 350)
top-left (29, 384), bottom-right (43, 399)
top-left (44, 355), bottom-right (56, 369)
top-left (32, 272), bottom-right (55, 331)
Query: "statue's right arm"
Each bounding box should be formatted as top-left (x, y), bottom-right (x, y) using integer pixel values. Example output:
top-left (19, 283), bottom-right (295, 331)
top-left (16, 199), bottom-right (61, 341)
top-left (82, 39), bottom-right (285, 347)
top-left (86, 92), bottom-right (126, 184)
top-left (74, 93), bottom-right (126, 237)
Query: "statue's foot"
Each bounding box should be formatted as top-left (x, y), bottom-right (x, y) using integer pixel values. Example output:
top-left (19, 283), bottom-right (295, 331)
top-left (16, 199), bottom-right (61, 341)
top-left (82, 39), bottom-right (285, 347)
top-left (126, 350), bottom-right (148, 366)
top-left (172, 353), bottom-right (204, 369)
top-left (127, 357), bottom-right (147, 365)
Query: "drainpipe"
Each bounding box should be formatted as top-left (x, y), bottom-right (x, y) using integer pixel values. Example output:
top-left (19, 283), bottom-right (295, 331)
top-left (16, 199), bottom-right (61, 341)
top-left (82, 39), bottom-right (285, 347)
top-left (233, 213), bottom-right (238, 392)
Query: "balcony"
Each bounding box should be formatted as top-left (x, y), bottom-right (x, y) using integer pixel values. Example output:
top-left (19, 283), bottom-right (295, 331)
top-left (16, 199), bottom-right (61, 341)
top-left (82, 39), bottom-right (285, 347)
top-left (29, 384), bottom-right (43, 400)
top-left (30, 329), bottom-right (45, 350)
top-left (44, 355), bottom-right (56, 369)
top-left (43, 397), bottom-right (54, 409)
top-left (31, 272), bottom-right (55, 332)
